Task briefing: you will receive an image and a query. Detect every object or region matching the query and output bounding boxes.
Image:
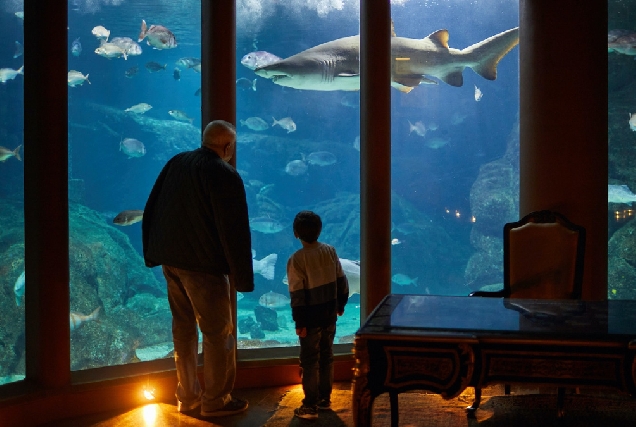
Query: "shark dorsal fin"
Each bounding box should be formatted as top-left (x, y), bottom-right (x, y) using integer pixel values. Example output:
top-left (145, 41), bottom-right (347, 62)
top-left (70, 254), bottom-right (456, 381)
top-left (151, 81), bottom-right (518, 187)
top-left (426, 29), bottom-right (450, 49)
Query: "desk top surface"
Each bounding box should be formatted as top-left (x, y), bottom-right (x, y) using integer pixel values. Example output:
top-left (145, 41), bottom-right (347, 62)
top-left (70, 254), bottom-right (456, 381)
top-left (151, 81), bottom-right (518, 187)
top-left (356, 295), bottom-right (636, 340)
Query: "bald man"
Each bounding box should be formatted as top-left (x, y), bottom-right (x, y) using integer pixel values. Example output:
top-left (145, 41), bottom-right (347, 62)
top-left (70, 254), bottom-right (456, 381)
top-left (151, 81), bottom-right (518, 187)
top-left (143, 120), bottom-right (254, 418)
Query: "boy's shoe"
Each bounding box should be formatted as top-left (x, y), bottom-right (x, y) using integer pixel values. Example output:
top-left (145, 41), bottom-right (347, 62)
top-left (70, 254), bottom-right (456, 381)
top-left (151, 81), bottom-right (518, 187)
top-left (177, 399), bottom-right (201, 413)
top-left (294, 405), bottom-right (319, 420)
top-left (317, 399), bottom-right (331, 410)
top-left (201, 397), bottom-right (248, 417)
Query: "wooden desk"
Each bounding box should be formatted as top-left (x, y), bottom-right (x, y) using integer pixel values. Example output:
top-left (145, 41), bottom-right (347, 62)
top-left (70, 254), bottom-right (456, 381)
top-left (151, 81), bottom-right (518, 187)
top-left (352, 295), bottom-right (636, 427)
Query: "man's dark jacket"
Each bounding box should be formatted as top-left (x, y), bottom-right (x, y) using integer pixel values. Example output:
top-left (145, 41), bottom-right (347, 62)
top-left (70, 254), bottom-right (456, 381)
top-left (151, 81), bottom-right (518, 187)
top-left (142, 147), bottom-right (254, 292)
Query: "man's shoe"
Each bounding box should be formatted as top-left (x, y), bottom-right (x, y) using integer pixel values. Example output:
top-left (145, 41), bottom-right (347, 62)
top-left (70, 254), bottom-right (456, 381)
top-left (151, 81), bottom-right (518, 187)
top-left (178, 399), bottom-right (201, 413)
top-left (317, 399), bottom-right (331, 410)
top-left (294, 405), bottom-right (318, 420)
top-left (201, 397), bottom-right (248, 417)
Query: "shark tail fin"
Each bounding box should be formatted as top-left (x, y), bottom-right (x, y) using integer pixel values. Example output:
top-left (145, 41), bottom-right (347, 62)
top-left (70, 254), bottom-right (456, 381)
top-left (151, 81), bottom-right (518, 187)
top-left (462, 27), bottom-right (519, 81)
top-left (257, 253), bottom-right (277, 280)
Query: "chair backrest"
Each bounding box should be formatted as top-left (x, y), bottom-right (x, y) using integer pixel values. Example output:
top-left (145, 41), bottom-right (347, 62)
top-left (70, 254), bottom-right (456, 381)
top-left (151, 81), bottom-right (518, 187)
top-left (504, 210), bottom-right (585, 300)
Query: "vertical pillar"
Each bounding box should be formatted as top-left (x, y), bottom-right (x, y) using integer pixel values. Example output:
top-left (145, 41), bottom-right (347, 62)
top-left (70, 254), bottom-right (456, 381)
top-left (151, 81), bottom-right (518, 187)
top-left (519, 1), bottom-right (607, 300)
top-left (360, 2), bottom-right (392, 318)
top-left (24, 0), bottom-right (70, 386)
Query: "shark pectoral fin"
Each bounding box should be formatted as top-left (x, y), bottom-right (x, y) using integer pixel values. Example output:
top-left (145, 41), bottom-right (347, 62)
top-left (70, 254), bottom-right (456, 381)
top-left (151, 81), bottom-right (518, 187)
top-left (440, 71), bottom-right (464, 87)
top-left (426, 29), bottom-right (450, 49)
top-left (420, 76), bottom-right (438, 85)
top-left (393, 74), bottom-right (437, 89)
top-left (391, 81), bottom-right (415, 93)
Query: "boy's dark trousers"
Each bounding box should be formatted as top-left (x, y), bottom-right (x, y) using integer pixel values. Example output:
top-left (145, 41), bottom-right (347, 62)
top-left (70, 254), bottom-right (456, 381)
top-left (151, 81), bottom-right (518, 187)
top-left (298, 323), bottom-right (337, 406)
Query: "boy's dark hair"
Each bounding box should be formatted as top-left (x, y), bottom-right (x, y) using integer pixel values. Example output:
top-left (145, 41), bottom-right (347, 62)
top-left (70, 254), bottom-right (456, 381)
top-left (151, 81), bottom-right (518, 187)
top-left (293, 210), bottom-right (322, 243)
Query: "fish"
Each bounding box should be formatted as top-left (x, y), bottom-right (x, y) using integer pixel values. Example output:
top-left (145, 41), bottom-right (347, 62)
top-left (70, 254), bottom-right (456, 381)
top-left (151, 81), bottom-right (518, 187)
top-left (608, 184), bottom-right (636, 204)
top-left (67, 70), bottom-right (90, 87)
top-left (0, 145), bottom-right (22, 162)
top-left (284, 159), bottom-right (307, 176)
top-left (240, 117), bottom-right (269, 131)
top-left (173, 67), bottom-right (180, 80)
top-left (14, 271), bottom-right (25, 306)
top-left (125, 103), bottom-right (152, 114)
top-left (252, 250), bottom-right (277, 280)
top-left (95, 43), bottom-right (127, 60)
top-left (138, 19), bottom-right (177, 50)
top-left (408, 120), bottom-right (426, 137)
top-left (306, 151), bottom-right (337, 166)
top-left (168, 110), bottom-right (194, 124)
top-left (113, 210), bottom-right (144, 226)
top-left (14, 41), bottom-right (23, 58)
top-left (353, 136), bottom-right (360, 151)
top-left (272, 116), bottom-right (296, 133)
top-left (194, 88), bottom-right (201, 96)
top-left (450, 112), bottom-right (468, 125)
top-left (120, 138), bottom-right (146, 158)
top-left (70, 307), bottom-right (100, 331)
top-left (240, 51), bottom-right (282, 70)
top-left (474, 84), bottom-right (483, 101)
top-left (258, 291), bottom-right (290, 309)
top-left (249, 216), bottom-right (285, 233)
top-left (339, 258), bottom-right (360, 297)
top-left (236, 77), bottom-right (257, 91)
top-left (254, 27), bottom-right (519, 92)
top-left (91, 25), bottom-right (110, 41)
top-left (176, 57), bottom-right (201, 70)
top-left (629, 113), bottom-right (636, 131)
top-left (392, 273), bottom-right (418, 286)
top-left (391, 238), bottom-right (402, 245)
top-left (15, 12), bottom-right (24, 20)
top-left (427, 122), bottom-right (439, 131)
top-left (125, 66), bottom-right (139, 78)
top-left (109, 37), bottom-right (143, 56)
top-left (145, 61), bottom-right (167, 72)
top-left (608, 30), bottom-right (636, 55)
top-left (71, 37), bottom-right (81, 57)
top-left (425, 136), bottom-right (450, 149)
top-left (0, 66), bottom-right (24, 83)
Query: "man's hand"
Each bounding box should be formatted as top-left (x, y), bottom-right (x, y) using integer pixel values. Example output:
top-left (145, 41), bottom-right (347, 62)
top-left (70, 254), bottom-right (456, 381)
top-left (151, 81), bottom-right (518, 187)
top-left (296, 327), bottom-right (307, 337)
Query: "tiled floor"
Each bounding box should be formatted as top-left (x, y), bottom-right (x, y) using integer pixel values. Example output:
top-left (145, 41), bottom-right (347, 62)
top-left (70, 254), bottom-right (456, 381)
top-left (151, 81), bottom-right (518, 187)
top-left (42, 383), bottom-right (297, 427)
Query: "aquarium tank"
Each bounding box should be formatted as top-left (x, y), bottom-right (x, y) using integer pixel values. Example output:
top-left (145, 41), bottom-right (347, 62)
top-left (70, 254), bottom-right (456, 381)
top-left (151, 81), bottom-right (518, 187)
top-left (0, 0), bottom-right (560, 381)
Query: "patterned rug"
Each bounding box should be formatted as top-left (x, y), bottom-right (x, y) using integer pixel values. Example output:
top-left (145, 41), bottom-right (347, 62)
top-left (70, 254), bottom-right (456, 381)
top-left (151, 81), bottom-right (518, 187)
top-left (263, 383), bottom-right (636, 427)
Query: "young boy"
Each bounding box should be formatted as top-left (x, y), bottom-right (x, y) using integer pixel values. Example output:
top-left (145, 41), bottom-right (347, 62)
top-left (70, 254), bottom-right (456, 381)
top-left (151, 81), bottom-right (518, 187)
top-left (287, 210), bottom-right (349, 420)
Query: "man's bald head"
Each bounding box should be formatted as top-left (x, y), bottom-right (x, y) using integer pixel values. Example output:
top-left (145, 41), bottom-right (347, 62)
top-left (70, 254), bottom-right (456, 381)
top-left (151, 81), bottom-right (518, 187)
top-left (202, 120), bottom-right (236, 162)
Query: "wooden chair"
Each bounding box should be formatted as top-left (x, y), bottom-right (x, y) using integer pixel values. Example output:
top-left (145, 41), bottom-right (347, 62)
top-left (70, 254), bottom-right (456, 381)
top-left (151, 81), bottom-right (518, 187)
top-left (467, 210), bottom-right (586, 417)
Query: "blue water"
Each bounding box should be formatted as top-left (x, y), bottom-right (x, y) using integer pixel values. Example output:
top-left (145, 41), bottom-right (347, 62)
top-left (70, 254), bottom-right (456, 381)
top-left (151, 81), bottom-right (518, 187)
top-left (0, 0), bottom-right (521, 373)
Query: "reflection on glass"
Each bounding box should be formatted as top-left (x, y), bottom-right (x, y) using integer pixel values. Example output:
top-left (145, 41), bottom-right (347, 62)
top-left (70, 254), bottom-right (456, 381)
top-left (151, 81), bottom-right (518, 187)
top-left (236, 1), bottom-right (362, 348)
top-left (608, 0), bottom-right (636, 300)
top-left (67, 2), bottom-right (201, 370)
top-left (390, 1), bottom-right (520, 297)
top-left (0, 4), bottom-right (25, 385)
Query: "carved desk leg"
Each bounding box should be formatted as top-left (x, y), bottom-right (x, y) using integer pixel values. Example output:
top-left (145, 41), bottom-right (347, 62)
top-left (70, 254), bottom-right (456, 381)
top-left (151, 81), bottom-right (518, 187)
top-left (466, 387), bottom-right (481, 416)
top-left (353, 337), bottom-right (374, 427)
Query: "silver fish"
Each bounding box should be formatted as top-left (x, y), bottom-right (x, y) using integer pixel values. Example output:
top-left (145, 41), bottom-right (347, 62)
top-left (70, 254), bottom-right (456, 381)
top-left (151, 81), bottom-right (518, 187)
top-left (258, 291), bottom-right (290, 309)
top-left (176, 57), bottom-right (201, 69)
top-left (109, 37), bottom-right (142, 56)
top-left (67, 70), bottom-right (90, 87)
top-left (168, 110), bottom-right (194, 124)
top-left (306, 151), bottom-right (337, 166)
top-left (138, 19), bottom-right (177, 50)
top-left (14, 271), bottom-right (25, 306)
top-left (145, 61), bottom-right (166, 72)
top-left (70, 307), bottom-right (100, 331)
top-left (113, 210), bottom-right (144, 226)
top-left (249, 217), bottom-right (285, 233)
top-left (392, 273), bottom-right (418, 286)
top-left (71, 38), bottom-right (81, 57)
top-left (608, 184), bottom-right (636, 204)
top-left (91, 25), bottom-right (110, 41)
top-left (272, 116), bottom-right (296, 133)
top-left (408, 120), bottom-right (426, 137)
top-left (339, 258), bottom-right (360, 297)
top-left (284, 159), bottom-right (307, 176)
top-left (255, 27), bottom-right (519, 92)
top-left (95, 43), bottom-right (127, 60)
top-left (474, 84), bottom-right (483, 101)
top-left (240, 51), bottom-right (282, 70)
top-left (0, 66), bottom-right (23, 83)
top-left (240, 117), bottom-right (268, 131)
top-left (14, 41), bottom-right (23, 58)
top-left (125, 103), bottom-right (152, 114)
top-left (120, 138), bottom-right (146, 158)
top-left (0, 145), bottom-right (22, 162)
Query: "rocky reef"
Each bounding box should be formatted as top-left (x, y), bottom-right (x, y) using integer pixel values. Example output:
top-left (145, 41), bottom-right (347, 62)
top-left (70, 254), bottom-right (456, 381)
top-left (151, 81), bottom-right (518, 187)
top-left (0, 200), bottom-right (172, 378)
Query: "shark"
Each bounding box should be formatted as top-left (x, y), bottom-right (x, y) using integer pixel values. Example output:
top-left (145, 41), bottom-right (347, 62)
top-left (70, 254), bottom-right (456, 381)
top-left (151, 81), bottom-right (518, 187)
top-left (254, 27), bottom-right (519, 92)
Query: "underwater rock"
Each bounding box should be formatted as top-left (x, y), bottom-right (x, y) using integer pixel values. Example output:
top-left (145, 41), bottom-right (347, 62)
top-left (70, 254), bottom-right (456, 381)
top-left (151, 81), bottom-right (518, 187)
top-left (608, 218), bottom-right (636, 299)
top-left (250, 327), bottom-right (265, 340)
top-left (464, 121), bottom-right (519, 291)
top-left (238, 316), bottom-right (257, 334)
top-left (0, 200), bottom-right (172, 377)
top-left (254, 305), bottom-right (278, 331)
